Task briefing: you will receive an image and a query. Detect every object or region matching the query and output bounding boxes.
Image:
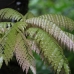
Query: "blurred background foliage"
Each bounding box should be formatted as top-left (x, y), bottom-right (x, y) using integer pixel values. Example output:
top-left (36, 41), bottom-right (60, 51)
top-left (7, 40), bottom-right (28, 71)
top-left (28, 0), bottom-right (74, 74)
top-left (29, 0), bottom-right (74, 19)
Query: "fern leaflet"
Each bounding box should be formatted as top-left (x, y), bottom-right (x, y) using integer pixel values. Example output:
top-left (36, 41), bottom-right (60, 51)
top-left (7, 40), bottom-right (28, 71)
top-left (0, 8), bottom-right (23, 21)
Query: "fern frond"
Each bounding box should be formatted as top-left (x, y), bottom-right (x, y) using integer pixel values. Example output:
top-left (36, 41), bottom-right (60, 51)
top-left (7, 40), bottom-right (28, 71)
top-left (26, 18), bottom-right (74, 51)
top-left (15, 31), bottom-right (36, 74)
top-left (39, 14), bottom-right (74, 32)
top-left (0, 21), bottom-right (36, 73)
top-left (0, 8), bottom-right (23, 21)
top-left (0, 24), bottom-right (18, 65)
top-left (26, 27), bottom-right (70, 74)
top-left (0, 21), bottom-right (29, 65)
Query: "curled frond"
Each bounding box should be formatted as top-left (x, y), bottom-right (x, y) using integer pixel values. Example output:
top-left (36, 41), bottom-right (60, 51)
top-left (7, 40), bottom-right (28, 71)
top-left (0, 8), bottom-right (23, 21)
top-left (26, 27), bottom-right (70, 74)
top-left (26, 17), bottom-right (74, 51)
top-left (39, 14), bottom-right (74, 32)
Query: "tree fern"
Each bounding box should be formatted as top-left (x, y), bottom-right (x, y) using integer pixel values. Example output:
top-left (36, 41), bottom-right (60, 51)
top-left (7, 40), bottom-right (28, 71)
top-left (0, 8), bottom-right (74, 74)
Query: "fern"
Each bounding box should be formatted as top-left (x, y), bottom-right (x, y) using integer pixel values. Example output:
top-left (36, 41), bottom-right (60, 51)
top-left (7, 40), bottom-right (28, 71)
top-left (26, 17), bottom-right (74, 51)
top-left (0, 8), bottom-right (74, 74)
top-left (0, 24), bottom-right (18, 65)
top-left (15, 32), bottom-right (36, 74)
top-left (0, 21), bottom-right (36, 74)
top-left (26, 27), bottom-right (70, 74)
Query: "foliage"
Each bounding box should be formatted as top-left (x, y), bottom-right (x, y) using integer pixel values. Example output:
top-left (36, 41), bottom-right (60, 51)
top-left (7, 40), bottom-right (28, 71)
top-left (29, 0), bottom-right (74, 19)
top-left (0, 8), bottom-right (74, 74)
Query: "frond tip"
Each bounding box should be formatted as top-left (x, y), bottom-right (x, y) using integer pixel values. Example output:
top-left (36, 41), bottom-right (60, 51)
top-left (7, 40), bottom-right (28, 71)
top-left (0, 8), bottom-right (23, 21)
